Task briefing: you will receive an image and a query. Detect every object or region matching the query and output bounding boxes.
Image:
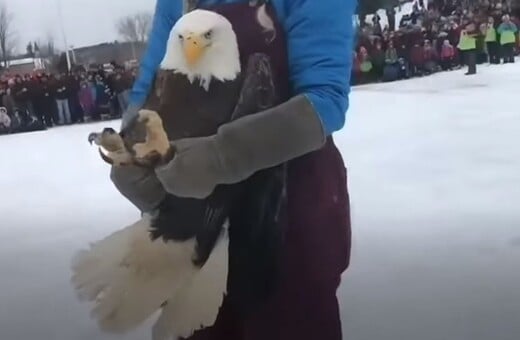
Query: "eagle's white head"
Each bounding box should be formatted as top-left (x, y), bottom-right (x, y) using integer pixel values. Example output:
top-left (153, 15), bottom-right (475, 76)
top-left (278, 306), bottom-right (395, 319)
top-left (160, 9), bottom-right (241, 90)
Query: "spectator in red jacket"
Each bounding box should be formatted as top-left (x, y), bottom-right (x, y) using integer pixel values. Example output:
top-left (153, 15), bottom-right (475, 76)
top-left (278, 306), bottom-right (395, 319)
top-left (410, 43), bottom-right (425, 76)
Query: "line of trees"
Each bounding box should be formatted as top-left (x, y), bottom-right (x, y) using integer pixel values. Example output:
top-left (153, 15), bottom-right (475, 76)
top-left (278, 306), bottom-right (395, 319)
top-left (0, 2), bottom-right (15, 66)
top-left (0, 1), bottom-right (58, 69)
top-left (25, 36), bottom-right (56, 58)
top-left (0, 0), bottom-right (153, 67)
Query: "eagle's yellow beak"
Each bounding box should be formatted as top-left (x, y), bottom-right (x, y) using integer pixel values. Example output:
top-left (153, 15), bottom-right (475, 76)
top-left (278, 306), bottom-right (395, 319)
top-left (183, 34), bottom-right (207, 66)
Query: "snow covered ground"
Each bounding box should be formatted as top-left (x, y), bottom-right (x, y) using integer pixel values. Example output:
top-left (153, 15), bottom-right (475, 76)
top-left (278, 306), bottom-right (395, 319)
top-left (1, 63), bottom-right (520, 340)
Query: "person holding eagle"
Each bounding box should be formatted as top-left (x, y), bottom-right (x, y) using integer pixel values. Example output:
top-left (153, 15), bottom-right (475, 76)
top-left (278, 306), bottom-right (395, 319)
top-left (89, 0), bottom-right (355, 339)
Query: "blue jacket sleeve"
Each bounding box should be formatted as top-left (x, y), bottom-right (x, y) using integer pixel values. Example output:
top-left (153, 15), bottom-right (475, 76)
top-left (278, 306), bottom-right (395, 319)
top-left (283, 0), bottom-right (357, 135)
top-left (128, 0), bottom-right (182, 107)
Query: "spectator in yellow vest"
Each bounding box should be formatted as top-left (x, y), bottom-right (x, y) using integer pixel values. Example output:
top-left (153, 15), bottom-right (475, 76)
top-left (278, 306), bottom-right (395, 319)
top-left (485, 17), bottom-right (500, 64)
top-left (497, 14), bottom-right (518, 63)
top-left (458, 22), bottom-right (478, 75)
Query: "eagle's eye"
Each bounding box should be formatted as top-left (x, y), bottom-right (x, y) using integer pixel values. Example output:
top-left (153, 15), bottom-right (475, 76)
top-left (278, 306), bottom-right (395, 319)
top-left (178, 34), bottom-right (184, 40)
top-left (204, 30), bottom-right (213, 39)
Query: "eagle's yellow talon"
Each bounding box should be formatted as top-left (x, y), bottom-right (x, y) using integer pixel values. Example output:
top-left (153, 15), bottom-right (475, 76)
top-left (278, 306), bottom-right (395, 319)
top-left (133, 143), bottom-right (151, 159)
top-left (133, 110), bottom-right (170, 159)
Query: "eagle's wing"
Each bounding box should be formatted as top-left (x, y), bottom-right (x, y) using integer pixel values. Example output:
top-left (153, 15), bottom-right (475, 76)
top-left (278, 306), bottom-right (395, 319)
top-left (148, 187), bottom-right (235, 340)
top-left (230, 53), bottom-right (277, 121)
top-left (226, 53), bottom-right (287, 314)
top-left (152, 226), bottom-right (229, 340)
top-left (149, 186), bottom-right (233, 265)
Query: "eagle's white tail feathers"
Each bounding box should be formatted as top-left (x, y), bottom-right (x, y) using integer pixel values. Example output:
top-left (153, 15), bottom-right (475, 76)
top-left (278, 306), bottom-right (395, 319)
top-left (152, 226), bottom-right (229, 340)
top-left (92, 259), bottom-right (195, 333)
top-left (71, 215), bottom-right (198, 333)
top-left (71, 218), bottom-right (147, 301)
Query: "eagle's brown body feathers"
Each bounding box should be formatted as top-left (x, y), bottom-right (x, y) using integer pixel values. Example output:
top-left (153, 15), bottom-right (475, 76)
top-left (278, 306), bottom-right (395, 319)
top-left (146, 70), bottom-right (243, 140)
top-left (89, 69), bottom-right (243, 169)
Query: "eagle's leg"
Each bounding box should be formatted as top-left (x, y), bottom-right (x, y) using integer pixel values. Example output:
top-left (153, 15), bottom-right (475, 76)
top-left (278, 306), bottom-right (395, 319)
top-left (132, 110), bottom-right (174, 166)
top-left (88, 128), bottom-right (134, 166)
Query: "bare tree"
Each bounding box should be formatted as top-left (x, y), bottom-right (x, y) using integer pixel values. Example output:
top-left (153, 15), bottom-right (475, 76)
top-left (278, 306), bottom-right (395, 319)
top-left (45, 31), bottom-right (56, 56)
top-left (0, 3), bottom-right (16, 67)
top-left (35, 31), bottom-right (56, 58)
top-left (116, 12), bottom-right (152, 43)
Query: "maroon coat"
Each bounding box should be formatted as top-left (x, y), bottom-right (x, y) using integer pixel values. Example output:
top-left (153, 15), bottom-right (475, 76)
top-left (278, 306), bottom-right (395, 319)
top-left (187, 1), bottom-right (351, 340)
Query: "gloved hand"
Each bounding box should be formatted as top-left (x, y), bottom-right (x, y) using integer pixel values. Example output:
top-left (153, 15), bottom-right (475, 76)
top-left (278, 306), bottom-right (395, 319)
top-left (110, 104), bottom-right (168, 212)
top-left (110, 165), bottom-right (166, 212)
top-left (155, 95), bottom-right (326, 199)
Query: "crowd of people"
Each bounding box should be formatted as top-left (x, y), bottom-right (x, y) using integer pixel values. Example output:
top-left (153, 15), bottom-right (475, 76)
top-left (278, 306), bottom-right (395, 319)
top-left (352, 0), bottom-right (519, 84)
top-left (0, 64), bottom-right (135, 135)
top-left (2, 1), bottom-right (519, 135)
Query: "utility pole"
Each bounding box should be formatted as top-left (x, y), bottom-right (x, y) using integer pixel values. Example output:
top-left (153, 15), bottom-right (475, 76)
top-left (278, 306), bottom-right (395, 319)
top-left (56, 0), bottom-right (71, 71)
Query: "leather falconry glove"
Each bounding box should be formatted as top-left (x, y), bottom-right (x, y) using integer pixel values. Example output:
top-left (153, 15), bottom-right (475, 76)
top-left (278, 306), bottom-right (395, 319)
top-left (155, 95), bottom-right (326, 199)
top-left (110, 105), bottom-right (166, 213)
top-left (110, 165), bottom-right (167, 213)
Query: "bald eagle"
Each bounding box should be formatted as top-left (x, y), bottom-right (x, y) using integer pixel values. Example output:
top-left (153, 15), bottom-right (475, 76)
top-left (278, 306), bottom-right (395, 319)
top-left (72, 9), bottom-right (283, 340)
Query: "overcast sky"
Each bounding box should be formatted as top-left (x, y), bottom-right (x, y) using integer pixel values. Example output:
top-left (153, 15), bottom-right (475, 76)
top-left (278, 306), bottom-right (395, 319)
top-left (5, 0), bottom-right (156, 51)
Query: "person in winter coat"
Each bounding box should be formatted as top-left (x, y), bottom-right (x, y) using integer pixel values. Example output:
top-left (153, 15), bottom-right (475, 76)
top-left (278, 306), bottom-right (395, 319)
top-left (94, 75), bottom-right (113, 116)
top-left (24, 74), bottom-right (39, 117)
top-left (84, 75), bottom-right (100, 121)
top-left (34, 75), bottom-right (56, 127)
top-left (31, 74), bottom-right (45, 125)
top-left (371, 41), bottom-right (386, 79)
top-left (458, 21), bottom-right (479, 75)
top-left (7, 109), bottom-right (22, 132)
top-left (372, 14), bottom-right (383, 36)
top-left (12, 75), bottom-right (31, 115)
top-left (440, 39), bottom-right (456, 70)
top-left (0, 82), bottom-right (8, 114)
top-left (3, 79), bottom-right (16, 116)
top-left (53, 74), bottom-right (72, 125)
top-left (476, 23), bottom-right (488, 64)
top-left (410, 42), bottom-right (425, 75)
top-left (112, 1), bottom-right (354, 339)
top-left (397, 42), bottom-right (408, 60)
top-left (357, 46), bottom-right (373, 84)
top-left (423, 39), bottom-right (439, 74)
top-left (447, 20), bottom-right (461, 46)
top-left (497, 14), bottom-right (518, 63)
top-left (112, 69), bottom-right (132, 115)
top-left (78, 81), bottom-right (95, 120)
top-left (485, 17), bottom-right (500, 64)
top-left (68, 74), bottom-right (84, 123)
top-left (87, 74), bottom-right (97, 102)
top-left (385, 40), bottom-right (399, 65)
top-left (0, 107), bottom-right (10, 134)
top-left (383, 40), bottom-right (400, 81)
